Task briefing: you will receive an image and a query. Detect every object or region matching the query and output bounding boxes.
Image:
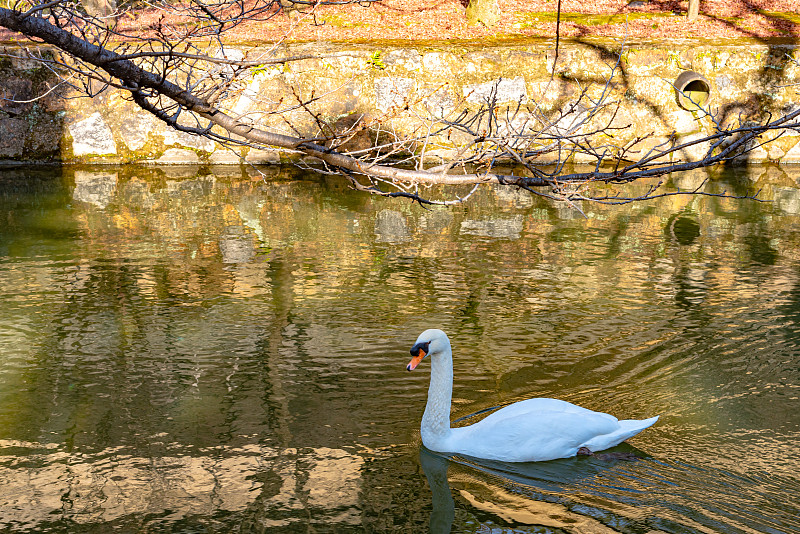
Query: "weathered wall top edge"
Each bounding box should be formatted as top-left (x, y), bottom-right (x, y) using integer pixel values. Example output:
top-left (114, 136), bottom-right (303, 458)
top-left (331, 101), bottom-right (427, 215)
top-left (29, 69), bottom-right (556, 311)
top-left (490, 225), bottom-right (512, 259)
top-left (279, 36), bottom-right (800, 48)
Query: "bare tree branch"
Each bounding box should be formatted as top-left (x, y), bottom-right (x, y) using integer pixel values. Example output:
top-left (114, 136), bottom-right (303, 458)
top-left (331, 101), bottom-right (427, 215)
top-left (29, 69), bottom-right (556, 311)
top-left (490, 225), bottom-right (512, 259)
top-left (1, 0), bottom-right (798, 209)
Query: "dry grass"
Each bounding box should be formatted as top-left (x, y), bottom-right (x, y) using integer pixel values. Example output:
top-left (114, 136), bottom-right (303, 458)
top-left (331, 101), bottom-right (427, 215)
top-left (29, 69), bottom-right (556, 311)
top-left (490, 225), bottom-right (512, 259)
top-left (1, 0), bottom-right (797, 43)
top-left (221, 0), bottom-right (800, 42)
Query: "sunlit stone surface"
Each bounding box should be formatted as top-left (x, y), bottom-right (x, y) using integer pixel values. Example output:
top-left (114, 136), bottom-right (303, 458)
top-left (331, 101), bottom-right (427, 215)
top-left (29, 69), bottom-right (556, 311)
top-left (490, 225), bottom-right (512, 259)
top-left (68, 112), bottom-right (117, 156)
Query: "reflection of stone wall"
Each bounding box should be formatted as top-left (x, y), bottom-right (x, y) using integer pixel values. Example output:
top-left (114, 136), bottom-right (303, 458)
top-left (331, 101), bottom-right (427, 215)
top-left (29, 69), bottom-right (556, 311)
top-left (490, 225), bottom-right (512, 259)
top-left (73, 170), bottom-right (117, 208)
top-left (51, 165), bottom-right (800, 325)
top-left (1, 41), bottom-right (799, 164)
top-left (0, 441), bottom-right (363, 530)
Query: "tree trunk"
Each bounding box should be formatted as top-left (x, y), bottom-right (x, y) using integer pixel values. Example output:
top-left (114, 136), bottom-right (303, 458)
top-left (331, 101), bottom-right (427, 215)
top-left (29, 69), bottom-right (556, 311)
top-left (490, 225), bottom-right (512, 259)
top-left (687, 0), bottom-right (700, 22)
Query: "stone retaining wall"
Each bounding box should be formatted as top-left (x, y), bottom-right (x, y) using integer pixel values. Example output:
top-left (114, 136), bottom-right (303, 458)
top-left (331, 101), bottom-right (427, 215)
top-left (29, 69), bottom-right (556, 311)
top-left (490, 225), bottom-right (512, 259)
top-left (1, 39), bottom-right (798, 165)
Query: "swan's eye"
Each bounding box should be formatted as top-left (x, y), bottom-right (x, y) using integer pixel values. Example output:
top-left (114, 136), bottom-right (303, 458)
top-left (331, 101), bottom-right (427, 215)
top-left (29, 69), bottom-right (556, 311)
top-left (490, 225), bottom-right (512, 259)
top-left (410, 341), bottom-right (430, 357)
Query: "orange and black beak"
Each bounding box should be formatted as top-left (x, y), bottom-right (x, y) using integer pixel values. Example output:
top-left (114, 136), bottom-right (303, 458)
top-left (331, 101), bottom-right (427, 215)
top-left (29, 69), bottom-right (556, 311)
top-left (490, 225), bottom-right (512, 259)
top-left (407, 341), bottom-right (430, 371)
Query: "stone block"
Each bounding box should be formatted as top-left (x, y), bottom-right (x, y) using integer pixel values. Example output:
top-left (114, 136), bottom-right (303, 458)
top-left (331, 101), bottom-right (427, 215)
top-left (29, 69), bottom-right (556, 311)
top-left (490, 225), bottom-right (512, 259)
top-left (156, 148), bottom-right (201, 164)
top-left (715, 75), bottom-right (734, 97)
top-left (422, 84), bottom-right (455, 118)
top-left (545, 49), bottom-right (573, 76)
top-left (733, 143), bottom-right (768, 162)
top-left (245, 148), bottom-right (280, 164)
top-left (464, 77), bottom-right (527, 105)
top-left (315, 80), bottom-right (361, 117)
top-left (463, 51), bottom-right (502, 73)
top-left (668, 111), bottom-right (701, 135)
top-left (0, 76), bottom-right (33, 115)
top-left (384, 49), bottom-right (422, 71)
top-left (631, 77), bottom-right (673, 104)
top-left (374, 77), bottom-right (415, 113)
top-left (161, 127), bottom-right (216, 152)
top-left (625, 50), bottom-right (669, 72)
top-left (4, 40), bottom-right (800, 167)
top-left (211, 149), bottom-right (244, 164)
top-left (768, 143), bottom-right (786, 161)
top-left (8, 55), bottom-right (41, 70)
top-left (677, 133), bottom-right (710, 162)
top-left (0, 118), bottom-right (26, 157)
top-left (629, 136), bottom-right (674, 164)
top-left (231, 76), bottom-right (264, 119)
top-left (25, 117), bottom-right (61, 157)
top-left (528, 80), bottom-right (574, 111)
top-left (422, 52), bottom-right (456, 75)
top-left (784, 140), bottom-right (800, 163)
top-left (68, 112), bottom-right (117, 156)
top-left (119, 113), bottom-right (154, 151)
top-left (548, 106), bottom-right (587, 137)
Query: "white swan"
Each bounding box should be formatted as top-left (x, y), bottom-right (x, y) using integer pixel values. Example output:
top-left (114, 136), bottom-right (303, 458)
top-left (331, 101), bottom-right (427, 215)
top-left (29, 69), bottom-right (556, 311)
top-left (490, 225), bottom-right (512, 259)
top-left (407, 329), bottom-right (659, 462)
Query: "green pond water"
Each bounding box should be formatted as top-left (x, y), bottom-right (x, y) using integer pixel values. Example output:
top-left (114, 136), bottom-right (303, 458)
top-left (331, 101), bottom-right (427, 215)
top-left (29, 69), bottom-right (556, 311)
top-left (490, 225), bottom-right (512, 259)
top-left (1, 164), bottom-right (799, 533)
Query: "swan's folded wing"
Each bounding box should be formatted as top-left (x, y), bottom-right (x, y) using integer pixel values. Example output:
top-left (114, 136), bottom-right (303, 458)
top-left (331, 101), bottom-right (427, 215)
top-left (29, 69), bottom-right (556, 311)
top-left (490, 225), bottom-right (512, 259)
top-left (453, 409), bottom-right (622, 462)
top-left (474, 397), bottom-right (617, 427)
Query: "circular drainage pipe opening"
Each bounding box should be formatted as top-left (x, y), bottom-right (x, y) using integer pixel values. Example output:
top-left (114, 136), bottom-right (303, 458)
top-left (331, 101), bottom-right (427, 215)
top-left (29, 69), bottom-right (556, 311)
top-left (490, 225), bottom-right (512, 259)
top-left (674, 71), bottom-right (711, 111)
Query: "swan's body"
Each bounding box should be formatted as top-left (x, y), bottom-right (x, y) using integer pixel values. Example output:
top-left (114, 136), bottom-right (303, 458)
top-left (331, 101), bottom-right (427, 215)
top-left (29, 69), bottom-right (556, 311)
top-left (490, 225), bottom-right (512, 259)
top-left (407, 329), bottom-right (658, 462)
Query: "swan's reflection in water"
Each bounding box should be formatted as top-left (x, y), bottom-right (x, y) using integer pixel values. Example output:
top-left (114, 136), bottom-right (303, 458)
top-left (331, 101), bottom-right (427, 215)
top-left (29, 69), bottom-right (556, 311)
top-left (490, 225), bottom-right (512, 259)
top-left (419, 445), bottom-right (650, 533)
top-left (420, 447), bottom-right (456, 533)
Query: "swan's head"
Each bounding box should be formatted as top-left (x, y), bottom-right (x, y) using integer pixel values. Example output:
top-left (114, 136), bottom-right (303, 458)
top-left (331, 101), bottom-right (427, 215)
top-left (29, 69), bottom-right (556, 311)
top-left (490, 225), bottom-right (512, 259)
top-left (407, 329), bottom-right (450, 371)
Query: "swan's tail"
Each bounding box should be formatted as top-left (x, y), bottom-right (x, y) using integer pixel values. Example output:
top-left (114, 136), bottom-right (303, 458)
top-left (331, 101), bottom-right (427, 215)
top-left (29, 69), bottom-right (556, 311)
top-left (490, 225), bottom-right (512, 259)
top-left (617, 415), bottom-right (659, 439)
top-left (582, 415), bottom-right (659, 452)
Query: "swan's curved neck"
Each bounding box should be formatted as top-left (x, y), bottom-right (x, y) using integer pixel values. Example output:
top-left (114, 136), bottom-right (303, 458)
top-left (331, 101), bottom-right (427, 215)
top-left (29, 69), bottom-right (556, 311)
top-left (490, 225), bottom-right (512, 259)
top-left (421, 343), bottom-right (453, 449)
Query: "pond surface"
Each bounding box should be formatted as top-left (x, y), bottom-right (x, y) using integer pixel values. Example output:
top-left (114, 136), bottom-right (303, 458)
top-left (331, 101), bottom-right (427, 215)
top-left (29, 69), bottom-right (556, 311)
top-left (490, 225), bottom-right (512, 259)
top-left (1, 164), bottom-right (800, 533)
